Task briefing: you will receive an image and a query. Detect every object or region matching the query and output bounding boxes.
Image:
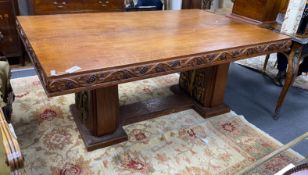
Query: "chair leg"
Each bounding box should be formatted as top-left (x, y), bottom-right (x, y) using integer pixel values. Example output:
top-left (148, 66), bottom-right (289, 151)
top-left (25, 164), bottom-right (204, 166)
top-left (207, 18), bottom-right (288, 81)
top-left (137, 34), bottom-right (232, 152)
top-left (263, 54), bottom-right (270, 73)
top-left (274, 43), bottom-right (302, 119)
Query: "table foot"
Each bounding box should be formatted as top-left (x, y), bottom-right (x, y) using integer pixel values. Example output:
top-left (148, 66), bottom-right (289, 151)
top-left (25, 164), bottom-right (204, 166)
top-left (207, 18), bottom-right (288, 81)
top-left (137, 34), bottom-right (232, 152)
top-left (193, 103), bottom-right (230, 118)
top-left (71, 105), bottom-right (128, 151)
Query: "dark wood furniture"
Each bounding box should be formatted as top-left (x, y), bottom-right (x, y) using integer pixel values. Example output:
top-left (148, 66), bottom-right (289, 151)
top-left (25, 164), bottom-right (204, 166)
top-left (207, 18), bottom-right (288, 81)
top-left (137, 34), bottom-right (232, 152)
top-left (234, 0), bottom-right (308, 119)
top-left (0, 0), bottom-right (22, 61)
top-left (229, 0), bottom-right (305, 119)
top-left (182, 0), bottom-right (202, 9)
top-left (262, 35), bottom-right (308, 119)
top-left (27, 0), bottom-right (124, 15)
top-left (230, 0), bottom-right (290, 24)
top-left (17, 10), bottom-right (292, 151)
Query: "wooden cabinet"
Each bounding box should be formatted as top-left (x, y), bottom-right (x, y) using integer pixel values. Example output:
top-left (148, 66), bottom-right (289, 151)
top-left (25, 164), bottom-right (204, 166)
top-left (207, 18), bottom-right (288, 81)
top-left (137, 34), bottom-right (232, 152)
top-left (182, 0), bottom-right (202, 9)
top-left (0, 0), bottom-right (21, 58)
top-left (32, 0), bottom-right (83, 15)
top-left (231, 0), bottom-right (289, 24)
top-left (28, 0), bottom-right (124, 15)
top-left (83, 0), bottom-right (124, 12)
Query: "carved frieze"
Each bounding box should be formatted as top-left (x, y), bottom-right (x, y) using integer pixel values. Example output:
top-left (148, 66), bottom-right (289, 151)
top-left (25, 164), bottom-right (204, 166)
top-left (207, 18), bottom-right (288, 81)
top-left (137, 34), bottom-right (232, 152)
top-left (179, 68), bottom-right (214, 105)
top-left (75, 92), bottom-right (89, 122)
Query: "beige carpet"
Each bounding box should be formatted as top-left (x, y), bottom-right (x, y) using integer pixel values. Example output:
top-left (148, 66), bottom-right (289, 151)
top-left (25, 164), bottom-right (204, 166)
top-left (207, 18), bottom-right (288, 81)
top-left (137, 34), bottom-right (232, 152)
top-left (11, 74), bottom-right (303, 175)
top-left (236, 55), bottom-right (308, 90)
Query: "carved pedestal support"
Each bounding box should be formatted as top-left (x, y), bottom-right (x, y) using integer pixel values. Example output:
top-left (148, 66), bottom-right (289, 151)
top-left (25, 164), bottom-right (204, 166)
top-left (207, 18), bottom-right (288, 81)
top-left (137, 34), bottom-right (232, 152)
top-left (73, 64), bottom-right (231, 151)
top-left (74, 86), bottom-right (127, 151)
top-left (179, 63), bottom-right (231, 117)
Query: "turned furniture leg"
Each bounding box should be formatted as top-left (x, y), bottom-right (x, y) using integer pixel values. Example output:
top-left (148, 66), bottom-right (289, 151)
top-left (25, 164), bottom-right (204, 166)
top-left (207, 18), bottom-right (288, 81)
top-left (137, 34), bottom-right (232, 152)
top-left (179, 63), bottom-right (231, 117)
top-left (274, 42), bottom-right (302, 119)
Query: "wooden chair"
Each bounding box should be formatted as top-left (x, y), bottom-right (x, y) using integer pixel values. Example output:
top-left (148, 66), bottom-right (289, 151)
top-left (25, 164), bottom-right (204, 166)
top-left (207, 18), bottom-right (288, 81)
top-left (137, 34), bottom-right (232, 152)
top-left (263, 52), bottom-right (308, 75)
top-left (262, 54), bottom-right (279, 73)
top-left (0, 31), bottom-right (24, 174)
top-left (0, 109), bottom-right (24, 174)
top-left (0, 32), bottom-right (15, 122)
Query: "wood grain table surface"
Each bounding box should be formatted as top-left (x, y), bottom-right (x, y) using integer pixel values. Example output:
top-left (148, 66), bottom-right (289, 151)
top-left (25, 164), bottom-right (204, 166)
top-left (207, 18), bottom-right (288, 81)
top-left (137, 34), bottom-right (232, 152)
top-left (17, 10), bottom-right (291, 96)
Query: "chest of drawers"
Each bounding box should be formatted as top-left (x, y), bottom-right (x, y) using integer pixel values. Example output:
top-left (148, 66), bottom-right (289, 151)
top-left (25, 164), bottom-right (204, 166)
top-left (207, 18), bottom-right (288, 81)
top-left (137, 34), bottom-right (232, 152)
top-left (182, 0), bottom-right (202, 9)
top-left (0, 0), bottom-right (21, 58)
top-left (28, 0), bottom-right (124, 15)
top-left (231, 0), bottom-right (289, 24)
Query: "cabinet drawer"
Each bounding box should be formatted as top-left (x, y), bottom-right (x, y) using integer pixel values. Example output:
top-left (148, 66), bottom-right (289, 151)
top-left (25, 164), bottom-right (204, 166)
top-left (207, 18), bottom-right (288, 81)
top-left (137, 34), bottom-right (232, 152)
top-left (83, 0), bottom-right (123, 12)
top-left (0, 1), bottom-right (20, 57)
top-left (32, 0), bottom-right (83, 15)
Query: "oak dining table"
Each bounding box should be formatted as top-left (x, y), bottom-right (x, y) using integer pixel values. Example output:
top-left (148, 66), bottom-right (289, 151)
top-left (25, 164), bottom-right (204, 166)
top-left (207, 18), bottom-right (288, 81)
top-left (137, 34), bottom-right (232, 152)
top-left (16, 10), bottom-right (294, 151)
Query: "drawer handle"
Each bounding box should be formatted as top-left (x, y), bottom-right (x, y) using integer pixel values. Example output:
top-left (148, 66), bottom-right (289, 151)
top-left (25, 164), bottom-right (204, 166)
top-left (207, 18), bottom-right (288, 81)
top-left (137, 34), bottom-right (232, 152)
top-left (0, 32), bottom-right (4, 42)
top-left (53, 1), bottom-right (67, 7)
top-left (98, 0), bottom-right (109, 5)
top-left (0, 14), bottom-right (9, 20)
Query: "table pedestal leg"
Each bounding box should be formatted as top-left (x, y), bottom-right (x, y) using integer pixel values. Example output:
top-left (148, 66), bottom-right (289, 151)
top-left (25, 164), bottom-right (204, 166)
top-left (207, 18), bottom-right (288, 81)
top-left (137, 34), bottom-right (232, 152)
top-left (73, 85), bottom-right (127, 151)
top-left (72, 64), bottom-right (231, 151)
top-left (179, 63), bottom-right (231, 118)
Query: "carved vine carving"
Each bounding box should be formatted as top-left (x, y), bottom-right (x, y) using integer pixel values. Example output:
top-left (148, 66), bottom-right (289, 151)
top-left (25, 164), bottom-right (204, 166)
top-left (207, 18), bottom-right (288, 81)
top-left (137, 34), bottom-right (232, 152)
top-left (75, 92), bottom-right (89, 122)
top-left (179, 68), bottom-right (214, 105)
top-left (16, 20), bottom-right (49, 90)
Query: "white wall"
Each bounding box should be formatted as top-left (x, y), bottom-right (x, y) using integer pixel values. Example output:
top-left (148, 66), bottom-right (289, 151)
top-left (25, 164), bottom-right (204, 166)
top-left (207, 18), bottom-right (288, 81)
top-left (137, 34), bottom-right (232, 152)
top-left (170, 0), bottom-right (182, 10)
top-left (281, 0), bottom-right (306, 35)
top-left (17, 0), bottom-right (29, 15)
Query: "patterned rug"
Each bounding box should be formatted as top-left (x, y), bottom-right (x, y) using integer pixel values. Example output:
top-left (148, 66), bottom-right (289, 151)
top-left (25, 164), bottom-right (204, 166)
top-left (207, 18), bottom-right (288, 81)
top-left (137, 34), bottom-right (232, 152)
top-left (10, 74), bottom-right (303, 175)
top-left (236, 55), bottom-right (308, 90)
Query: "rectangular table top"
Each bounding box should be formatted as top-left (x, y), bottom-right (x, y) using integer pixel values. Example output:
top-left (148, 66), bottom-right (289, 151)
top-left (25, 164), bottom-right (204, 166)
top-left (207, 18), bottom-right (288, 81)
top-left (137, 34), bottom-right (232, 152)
top-left (17, 10), bottom-right (291, 97)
